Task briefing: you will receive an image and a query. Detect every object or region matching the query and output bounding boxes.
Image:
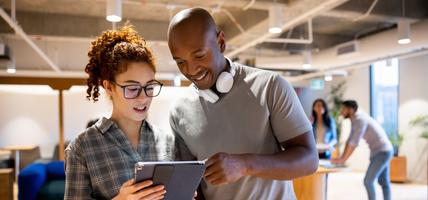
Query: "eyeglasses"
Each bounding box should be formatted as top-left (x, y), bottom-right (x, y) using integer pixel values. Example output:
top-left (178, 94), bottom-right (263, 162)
top-left (111, 80), bottom-right (163, 99)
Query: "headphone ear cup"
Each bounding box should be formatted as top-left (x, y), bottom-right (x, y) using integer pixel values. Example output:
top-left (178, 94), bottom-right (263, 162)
top-left (216, 71), bottom-right (234, 93)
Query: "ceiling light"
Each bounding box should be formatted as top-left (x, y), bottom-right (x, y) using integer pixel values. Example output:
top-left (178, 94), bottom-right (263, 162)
top-left (268, 5), bottom-right (283, 34)
top-left (398, 38), bottom-right (410, 45)
top-left (397, 20), bottom-right (411, 44)
top-left (302, 51), bottom-right (312, 69)
top-left (324, 74), bottom-right (333, 82)
top-left (106, 0), bottom-right (122, 22)
top-left (302, 64), bottom-right (312, 69)
top-left (397, 0), bottom-right (411, 45)
top-left (6, 57), bottom-right (16, 74)
top-left (6, 68), bottom-right (16, 74)
top-left (269, 27), bottom-right (282, 34)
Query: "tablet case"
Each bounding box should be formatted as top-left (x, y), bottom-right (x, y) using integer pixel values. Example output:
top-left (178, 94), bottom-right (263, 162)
top-left (134, 161), bottom-right (206, 200)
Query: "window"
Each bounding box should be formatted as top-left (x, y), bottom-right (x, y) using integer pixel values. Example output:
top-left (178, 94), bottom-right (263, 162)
top-left (370, 58), bottom-right (399, 136)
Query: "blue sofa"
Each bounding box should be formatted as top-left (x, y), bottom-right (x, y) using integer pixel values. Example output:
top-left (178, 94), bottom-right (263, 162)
top-left (18, 161), bottom-right (65, 200)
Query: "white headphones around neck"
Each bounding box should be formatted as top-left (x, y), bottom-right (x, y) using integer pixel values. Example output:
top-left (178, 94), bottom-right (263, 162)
top-left (195, 64), bottom-right (236, 103)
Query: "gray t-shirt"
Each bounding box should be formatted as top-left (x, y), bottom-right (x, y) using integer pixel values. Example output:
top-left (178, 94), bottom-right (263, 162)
top-left (169, 61), bottom-right (312, 200)
top-left (347, 112), bottom-right (393, 157)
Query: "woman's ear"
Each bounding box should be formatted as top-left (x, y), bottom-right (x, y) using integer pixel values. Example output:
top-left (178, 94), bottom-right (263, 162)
top-left (102, 80), bottom-right (113, 96)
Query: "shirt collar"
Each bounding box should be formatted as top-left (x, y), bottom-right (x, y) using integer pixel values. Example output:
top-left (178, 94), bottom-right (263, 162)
top-left (94, 117), bottom-right (115, 134)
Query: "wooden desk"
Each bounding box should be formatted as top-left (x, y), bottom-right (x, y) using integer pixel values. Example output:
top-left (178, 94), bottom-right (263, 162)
top-left (0, 168), bottom-right (14, 200)
top-left (293, 166), bottom-right (349, 200)
top-left (1, 145), bottom-right (38, 182)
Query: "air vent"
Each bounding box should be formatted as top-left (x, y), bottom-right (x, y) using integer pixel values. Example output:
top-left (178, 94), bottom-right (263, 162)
top-left (336, 41), bottom-right (359, 58)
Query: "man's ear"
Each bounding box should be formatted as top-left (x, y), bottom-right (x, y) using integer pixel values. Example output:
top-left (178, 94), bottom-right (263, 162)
top-left (102, 80), bottom-right (113, 96)
top-left (217, 30), bottom-right (226, 53)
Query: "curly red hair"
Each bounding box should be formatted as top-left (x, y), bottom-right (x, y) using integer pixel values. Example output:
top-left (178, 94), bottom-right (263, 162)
top-left (85, 25), bottom-right (156, 102)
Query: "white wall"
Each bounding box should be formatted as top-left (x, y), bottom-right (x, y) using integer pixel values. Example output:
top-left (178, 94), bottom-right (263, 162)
top-left (398, 55), bottom-right (428, 183)
top-left (63, 87), bottom-right (112, 142)
top-left (0, 85), bottom-right (59, 157)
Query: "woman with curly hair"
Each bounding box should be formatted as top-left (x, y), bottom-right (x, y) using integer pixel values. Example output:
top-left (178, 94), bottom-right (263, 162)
top-left (64, 25), bottom-right (173, 200)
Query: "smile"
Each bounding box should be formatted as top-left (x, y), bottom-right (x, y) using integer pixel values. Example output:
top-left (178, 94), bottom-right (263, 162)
top-left (133, 106), bottom-right (148, 112)
top-left (192, 71), bottom-right (208, 81)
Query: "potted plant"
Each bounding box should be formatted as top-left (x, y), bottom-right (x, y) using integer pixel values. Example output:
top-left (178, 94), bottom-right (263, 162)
top-left (389, 132), bottom-right (404, 157)
top-left (388, 132), bottom-right (406, 183)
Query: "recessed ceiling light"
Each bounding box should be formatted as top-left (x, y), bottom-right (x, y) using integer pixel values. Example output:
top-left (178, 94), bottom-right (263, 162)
top-left (106, 0), bottom-right (122, 23)
top-left (397, 38), bottom-right (411, 45)
top-left (302, 64), bottom-right (312, 69)
top-left (6, 68), bottom-right (16, 74)
top-left (268, 5), bottom-right (283, 34)
top-left (397, 1), bottom-right (411, 45)
top-left (302, 51), bottom-right (312, 69)
top-left (269, 27), bottom-right (282, 34)
top-left (324, 75), bottom-right (333, 82)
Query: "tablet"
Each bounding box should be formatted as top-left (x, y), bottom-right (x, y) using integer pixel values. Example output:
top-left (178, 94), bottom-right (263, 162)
top-left (134, 161), bottom-right (206, 200)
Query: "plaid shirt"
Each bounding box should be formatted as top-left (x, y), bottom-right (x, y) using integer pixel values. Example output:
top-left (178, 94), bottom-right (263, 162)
top-left (64, 117), bottom-right (176, 199)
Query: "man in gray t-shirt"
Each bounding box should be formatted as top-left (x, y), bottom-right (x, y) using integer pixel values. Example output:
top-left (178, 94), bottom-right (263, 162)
top-left (333, 100), bottom-right (393, 200)
top-left (167, 8), bottom-right (318, 200)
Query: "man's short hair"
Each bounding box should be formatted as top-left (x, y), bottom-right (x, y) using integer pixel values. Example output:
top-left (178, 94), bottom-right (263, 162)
top-left (342, 100), bottom-right (358, 111)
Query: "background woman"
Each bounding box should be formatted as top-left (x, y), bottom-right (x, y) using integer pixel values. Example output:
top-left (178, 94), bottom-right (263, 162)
top-left (311, 98), bottom-right (337, 159)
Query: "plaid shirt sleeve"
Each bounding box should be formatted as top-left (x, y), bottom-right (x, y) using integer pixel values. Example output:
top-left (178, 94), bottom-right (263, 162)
top-left (64, 141), bottom-right (96, 200)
